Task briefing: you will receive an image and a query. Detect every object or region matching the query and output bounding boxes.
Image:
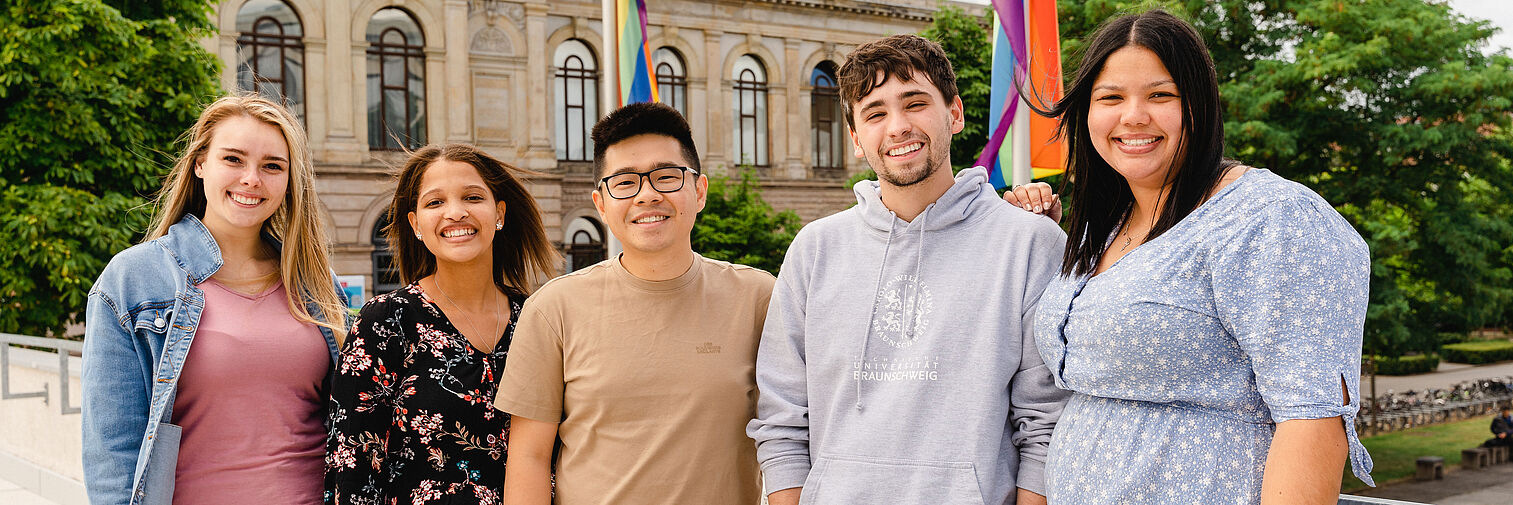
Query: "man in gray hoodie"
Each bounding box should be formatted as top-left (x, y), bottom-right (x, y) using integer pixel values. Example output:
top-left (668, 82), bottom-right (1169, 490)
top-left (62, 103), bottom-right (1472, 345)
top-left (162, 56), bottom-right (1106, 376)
top-left (747, 35), bottom-right (1069, 505)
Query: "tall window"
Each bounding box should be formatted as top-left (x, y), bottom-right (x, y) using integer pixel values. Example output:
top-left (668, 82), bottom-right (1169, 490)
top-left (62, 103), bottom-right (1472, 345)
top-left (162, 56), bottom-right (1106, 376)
top-left (811, 62), bottom-right (844, 174)
top-left (565, 217), bottom-right (606, 273)
top-left (732, 55), bottom-right (768, 167)
top-left (371, 214), bottom-right (400, 295)
top-left (236, 0), bottom-right (304, 119)
top-left (555, 40), bottom-right (598, 161)
top-left (366, 8), bottom-right (426, 151)
top-left (654, 47), bottom-right (687, 118)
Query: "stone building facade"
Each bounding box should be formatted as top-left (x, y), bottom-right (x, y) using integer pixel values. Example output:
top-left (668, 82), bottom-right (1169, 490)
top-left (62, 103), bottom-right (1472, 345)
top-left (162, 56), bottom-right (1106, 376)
top-left (208, 0), bottom-right (957, 297)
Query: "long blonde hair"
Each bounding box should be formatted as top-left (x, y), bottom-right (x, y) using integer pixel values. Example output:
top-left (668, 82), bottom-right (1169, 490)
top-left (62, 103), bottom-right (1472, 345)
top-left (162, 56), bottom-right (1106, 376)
top-left (147, 94), bottom-right (348, 344)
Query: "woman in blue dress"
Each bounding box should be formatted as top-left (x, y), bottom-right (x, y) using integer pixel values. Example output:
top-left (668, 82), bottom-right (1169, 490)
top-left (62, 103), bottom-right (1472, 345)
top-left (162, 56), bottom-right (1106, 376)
top-left (1005, 9), bottom-right (1374, 504)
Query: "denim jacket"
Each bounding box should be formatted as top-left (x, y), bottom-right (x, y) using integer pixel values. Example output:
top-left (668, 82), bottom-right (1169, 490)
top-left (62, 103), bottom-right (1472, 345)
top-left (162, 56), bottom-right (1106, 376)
top-left (81, 214), bottom-right (344, 505)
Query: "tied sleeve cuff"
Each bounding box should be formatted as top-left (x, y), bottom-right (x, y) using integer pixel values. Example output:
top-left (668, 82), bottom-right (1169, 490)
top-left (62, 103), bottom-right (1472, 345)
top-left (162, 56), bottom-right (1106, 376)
top-left (1344, 410), bottom-right (1376, 486)
top-left (760, 455), bottom-right (812, 494)
top-left (1270, 404), bottom-right (1375, 487)
top-left (1016, 453), bottom-right (1048, 497)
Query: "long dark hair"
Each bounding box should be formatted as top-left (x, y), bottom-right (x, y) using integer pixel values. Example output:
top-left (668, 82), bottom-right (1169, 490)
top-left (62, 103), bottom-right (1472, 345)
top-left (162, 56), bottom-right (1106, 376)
top-left (387, 144), bottom-right (561, 295)
top-left (1033, 9), bottom-right (1236, 277)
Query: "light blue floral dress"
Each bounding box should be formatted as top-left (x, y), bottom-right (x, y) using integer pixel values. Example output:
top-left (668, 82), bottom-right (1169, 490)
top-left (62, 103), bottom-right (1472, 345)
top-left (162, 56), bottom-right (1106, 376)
top-left (1034, 169), bottom-right (1375, 504)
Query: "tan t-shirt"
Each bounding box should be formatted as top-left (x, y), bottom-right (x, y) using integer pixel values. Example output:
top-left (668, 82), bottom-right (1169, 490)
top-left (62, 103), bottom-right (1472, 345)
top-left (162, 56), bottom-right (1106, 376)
top-left (494, 253), bottom-right (775, 505)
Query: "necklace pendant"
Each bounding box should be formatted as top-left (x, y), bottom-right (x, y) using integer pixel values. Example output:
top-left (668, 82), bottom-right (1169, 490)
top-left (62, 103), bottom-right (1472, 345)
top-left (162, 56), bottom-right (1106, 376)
top-left (1122, 235), bottom-right (1133, 249)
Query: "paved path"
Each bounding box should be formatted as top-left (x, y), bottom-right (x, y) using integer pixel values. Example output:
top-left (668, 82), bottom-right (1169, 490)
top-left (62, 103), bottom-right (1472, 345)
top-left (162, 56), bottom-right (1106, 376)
top-left (1365, 361), bottom-right (1513, 394)
top-left (0, 474), bottom-right (58, 505)
top-left (1355, 460), bottom-right (1513, 504)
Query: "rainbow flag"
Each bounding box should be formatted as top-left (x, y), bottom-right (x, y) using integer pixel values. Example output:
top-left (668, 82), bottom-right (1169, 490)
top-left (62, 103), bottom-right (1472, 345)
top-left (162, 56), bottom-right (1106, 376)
top-left (616, 0), bottom-right (658, 106)
top-left (975, 0), bottom-right (1064, 189)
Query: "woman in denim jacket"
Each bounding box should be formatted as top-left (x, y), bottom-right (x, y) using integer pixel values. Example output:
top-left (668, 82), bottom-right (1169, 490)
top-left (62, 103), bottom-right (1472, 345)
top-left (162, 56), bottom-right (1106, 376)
top-left (82, 95), bottom-right (349, 505)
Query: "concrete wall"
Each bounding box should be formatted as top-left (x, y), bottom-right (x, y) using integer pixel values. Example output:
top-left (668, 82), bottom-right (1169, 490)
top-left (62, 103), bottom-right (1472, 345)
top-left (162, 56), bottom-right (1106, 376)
top-left (0, 347), bottom-right (86, 504)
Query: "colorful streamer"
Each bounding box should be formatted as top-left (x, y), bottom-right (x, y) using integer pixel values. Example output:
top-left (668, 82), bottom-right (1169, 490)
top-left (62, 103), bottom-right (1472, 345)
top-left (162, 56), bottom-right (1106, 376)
top-left (617, 0), bottom-right (658, 106)
top-left (976, 0), bottom-right (1065, 188)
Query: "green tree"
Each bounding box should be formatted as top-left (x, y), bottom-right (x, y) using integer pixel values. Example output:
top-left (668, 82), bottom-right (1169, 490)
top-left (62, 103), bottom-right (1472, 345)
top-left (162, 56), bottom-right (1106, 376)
top-left (847, 4), bottom-right (995, 187)
top-left (0, 0), bottom-right (221, 337)
top-left (1055, 0), bottom-right (1513, 355)
top-left (693, 170), bottom-right (802, 274)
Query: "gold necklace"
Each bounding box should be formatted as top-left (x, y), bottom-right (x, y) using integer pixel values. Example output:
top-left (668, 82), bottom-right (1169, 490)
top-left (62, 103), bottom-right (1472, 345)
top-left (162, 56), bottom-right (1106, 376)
top-left (433, 279), bottom-right (502, 352)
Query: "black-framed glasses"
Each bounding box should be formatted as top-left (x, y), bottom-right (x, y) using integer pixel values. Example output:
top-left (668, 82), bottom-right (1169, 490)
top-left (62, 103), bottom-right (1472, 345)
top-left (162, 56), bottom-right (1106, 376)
top-left (598, 166), bottom-right (698, 200)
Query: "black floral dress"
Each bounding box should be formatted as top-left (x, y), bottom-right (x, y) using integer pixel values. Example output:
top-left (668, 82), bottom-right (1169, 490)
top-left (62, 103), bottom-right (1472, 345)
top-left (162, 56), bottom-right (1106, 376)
top-left (325, 282), bottom-right (523, 505)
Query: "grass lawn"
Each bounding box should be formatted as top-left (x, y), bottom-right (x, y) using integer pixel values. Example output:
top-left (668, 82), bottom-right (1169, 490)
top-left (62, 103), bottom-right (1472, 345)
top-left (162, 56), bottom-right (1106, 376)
top-left (1342, 415), bottom-right (1496, 493)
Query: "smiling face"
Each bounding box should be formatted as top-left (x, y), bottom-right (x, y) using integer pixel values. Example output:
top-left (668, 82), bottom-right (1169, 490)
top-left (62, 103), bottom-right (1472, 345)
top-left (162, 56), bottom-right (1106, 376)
top-left (1088, 45), bottom-right (1186, 191)
top-left (849, 70), bottom-right (964, 188)
top-left (194, 114), bottom-right (291, 237)
top-left (406, 159), bottom-right (506, 269)
top-left (591, 133), bottom-right (707, 260)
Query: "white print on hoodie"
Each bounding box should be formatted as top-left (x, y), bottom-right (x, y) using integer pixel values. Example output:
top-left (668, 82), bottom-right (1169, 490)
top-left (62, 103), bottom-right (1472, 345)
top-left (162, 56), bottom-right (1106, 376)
top-left (747, 166), bottom-right (1071, 505)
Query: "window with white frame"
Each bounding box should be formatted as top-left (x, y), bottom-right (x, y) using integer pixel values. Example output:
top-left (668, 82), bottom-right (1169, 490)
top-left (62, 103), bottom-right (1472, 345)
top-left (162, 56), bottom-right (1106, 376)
top-left (654, 47), bottom-right (687, 118)
top-left (811, 62), bottom-right (844, 173)
top-left (236, 0), bottom-right (305, 120)
top-left (365, 8), bottom-right (427, 151)
top-left (731, 55), bottom-right (768, 167)
top-left (554, 40), bottom-right (598, 161)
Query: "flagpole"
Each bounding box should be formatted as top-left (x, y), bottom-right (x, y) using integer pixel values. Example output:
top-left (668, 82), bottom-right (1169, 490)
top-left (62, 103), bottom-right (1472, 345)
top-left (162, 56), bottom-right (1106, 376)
top-left (1011, 103), bottom-right (1031, 186)
top-left (1011, 0), bottom-right (1033, 187)
top-left (600, 0), bottom-right (624, 259)
top-left (601, 0), bottom-right (618, 113)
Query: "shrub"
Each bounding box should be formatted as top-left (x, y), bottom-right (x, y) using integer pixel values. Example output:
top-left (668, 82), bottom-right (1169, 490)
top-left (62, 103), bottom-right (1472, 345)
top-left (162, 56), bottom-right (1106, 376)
top-left (1440, 340), bottom-right (1513, 365)
top-left (1368, 354), bottom-right (1441, 376)
top-left (1436, 332), bottom-right (1470, 346)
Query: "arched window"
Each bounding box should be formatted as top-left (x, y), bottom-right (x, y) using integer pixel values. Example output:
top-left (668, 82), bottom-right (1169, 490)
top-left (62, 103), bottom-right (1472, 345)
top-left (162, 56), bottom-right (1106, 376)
top-left (564, 217), bottom-right (606, 272)
top-left (371, 214), bottom-right (400, 295)
top-left (366, 8), bottom-right (426, 151)
top-left (555, 40), bottom-right (598, 162)
top-left (654, 47), bottom-right (687, 118)
top-left (811, 62), bottom-right (844, 175)
top-left (236, 0), bottom-right (304, 119)
top-left (732, 55), bottom-right (768, 167)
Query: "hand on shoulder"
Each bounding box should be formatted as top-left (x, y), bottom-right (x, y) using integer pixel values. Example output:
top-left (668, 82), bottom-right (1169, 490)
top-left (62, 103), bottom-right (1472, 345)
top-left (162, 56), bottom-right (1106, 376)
top-left (1003, 182), bottom-right (1063, 223)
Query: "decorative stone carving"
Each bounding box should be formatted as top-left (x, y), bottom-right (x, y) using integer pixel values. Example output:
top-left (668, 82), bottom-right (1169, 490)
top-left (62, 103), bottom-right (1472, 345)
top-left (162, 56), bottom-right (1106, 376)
top-left (469, 1), bottom-right (525, 31)
top-left (471, 26), bottom-right (512, 55)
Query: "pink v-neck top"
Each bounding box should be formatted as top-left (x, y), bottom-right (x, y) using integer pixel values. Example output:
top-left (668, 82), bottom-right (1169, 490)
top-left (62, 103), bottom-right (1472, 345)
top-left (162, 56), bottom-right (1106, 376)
top-left (170, 279), bottom-right (329, 505)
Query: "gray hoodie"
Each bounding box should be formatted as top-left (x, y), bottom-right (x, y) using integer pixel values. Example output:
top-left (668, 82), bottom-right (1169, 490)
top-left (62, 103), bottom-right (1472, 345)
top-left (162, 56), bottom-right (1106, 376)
top-left (747, 167), bottom-right (1070, 504)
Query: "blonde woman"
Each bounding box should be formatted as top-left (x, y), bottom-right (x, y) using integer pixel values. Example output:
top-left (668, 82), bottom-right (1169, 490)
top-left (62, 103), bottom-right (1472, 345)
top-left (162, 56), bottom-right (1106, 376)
top-left (82, 95), bottom-right (348, 505)
top-left (325, 144), bottom-right (558, 504)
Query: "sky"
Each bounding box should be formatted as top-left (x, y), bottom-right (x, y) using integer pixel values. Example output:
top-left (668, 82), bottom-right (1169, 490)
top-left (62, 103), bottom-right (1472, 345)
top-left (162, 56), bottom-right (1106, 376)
top-left (1446, 0), bottom-right (1513, 54)
top-left (956, 0), bottom-right (1512, 55)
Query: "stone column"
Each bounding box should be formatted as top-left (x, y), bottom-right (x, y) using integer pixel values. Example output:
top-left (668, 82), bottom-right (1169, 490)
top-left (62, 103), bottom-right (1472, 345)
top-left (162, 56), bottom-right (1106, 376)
top-left (703, 29), bottom-right (725, 170)
top-left (327, 0), bottom-right (366, 163)
top-left (216, 32), bottom-right (237, 93)
top-left (425, 47), bottom-right (446, 148)
top-left (304, 38), bottom-right (329, 146)
top-left (763, 34), bottom-right (788, 178)
top-left (523, 2), bottom-right (555, 171)
top-left (444, 0), bottom-right (471, 142)
top-left (784, 37), bottom-right (804, 179)
top-left (327, 0), bottom-right (355, 139)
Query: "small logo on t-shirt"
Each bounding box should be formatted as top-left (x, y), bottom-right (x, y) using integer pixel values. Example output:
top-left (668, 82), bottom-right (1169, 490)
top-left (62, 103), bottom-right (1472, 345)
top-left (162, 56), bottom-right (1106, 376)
top-left (695, 342), bottom-right (722, 354)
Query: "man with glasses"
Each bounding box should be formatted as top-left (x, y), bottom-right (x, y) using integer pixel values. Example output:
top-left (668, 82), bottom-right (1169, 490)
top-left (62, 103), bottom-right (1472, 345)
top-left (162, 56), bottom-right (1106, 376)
top-left (495, 102), bottom-right (774, 505)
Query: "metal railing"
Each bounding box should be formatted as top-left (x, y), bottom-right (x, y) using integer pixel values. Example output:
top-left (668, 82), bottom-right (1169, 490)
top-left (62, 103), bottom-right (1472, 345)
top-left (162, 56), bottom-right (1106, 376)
top-left (0, 333), bottom-right (82, 415)
top-left (1339, 496), bottom-right (1428, 505)
top-left (1359, 376), bottom-right (1513, 435)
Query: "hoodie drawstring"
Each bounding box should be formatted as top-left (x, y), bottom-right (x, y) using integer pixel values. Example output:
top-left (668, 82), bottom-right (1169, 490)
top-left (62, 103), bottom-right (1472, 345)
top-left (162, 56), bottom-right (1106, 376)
top-left (857, 212), bottom-right (898, 410)
top-left (904, 205), bottom-right (929, 344)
